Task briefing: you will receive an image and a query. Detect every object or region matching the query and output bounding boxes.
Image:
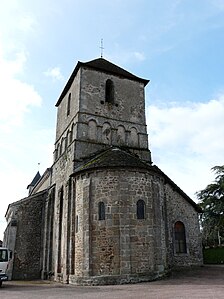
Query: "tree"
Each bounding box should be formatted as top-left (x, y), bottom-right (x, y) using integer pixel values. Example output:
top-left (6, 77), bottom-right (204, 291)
top-left (197, 166), bottom-right (224, 247)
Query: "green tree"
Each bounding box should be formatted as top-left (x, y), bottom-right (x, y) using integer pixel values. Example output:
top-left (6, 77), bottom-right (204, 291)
top-left (197, 166), bottom-right (224, 247)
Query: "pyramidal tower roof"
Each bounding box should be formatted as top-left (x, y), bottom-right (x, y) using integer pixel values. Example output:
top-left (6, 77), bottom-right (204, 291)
top-left (56, 58), bottom-right (149, 107)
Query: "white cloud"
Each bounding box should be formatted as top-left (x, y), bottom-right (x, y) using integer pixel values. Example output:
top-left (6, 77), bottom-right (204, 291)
top-left (1, 50), bottom-right (26, 75)
top-left (147, 96), bottom-right (224, 200)
top-left (0, 126), bottom-right (54, 240)
top-left (0, 10), bottom-right (45, 239)
top-left (0, 54), bottom-right (43, 238)
top-left (0, 48), bottom-right (42, 132)
top-left (0, 2), bottom-right (38, 46)
top-left (107, 43), bottom-right (146, 66)
top-left (44, 67), bottom-right (64, 81)
top-left (134, 52), bottom-right (145, 61)
top-left (0, 164), bottom-right (30, 240)
top-left (17, 15), bottom-right (37, 32)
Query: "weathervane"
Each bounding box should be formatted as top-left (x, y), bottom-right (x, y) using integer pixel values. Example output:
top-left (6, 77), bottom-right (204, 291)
top-left (100, 38), bottom-right (104, 58)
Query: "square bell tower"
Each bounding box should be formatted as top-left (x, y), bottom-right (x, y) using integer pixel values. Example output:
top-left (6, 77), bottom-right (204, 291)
top-left (53, 57), bottom-right (151, 177)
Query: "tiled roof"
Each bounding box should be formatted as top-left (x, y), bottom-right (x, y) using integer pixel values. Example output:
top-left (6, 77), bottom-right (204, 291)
top-left (56, 58), bottom-right (149, 107)
top-left (74, 147), bottom-right (151, 173)
top-left (83, 58), bottom-right (149, 85)
top-left (73, 147), bottom-right (202, 213)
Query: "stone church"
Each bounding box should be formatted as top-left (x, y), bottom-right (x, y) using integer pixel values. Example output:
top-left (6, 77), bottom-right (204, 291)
top-left (4, 57), bottom-right (203, 285)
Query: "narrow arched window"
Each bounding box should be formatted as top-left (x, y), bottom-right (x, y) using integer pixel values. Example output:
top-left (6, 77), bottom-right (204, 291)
top-left (70, 124), bottom-right (74, 144)
top-left (105, 79), bottom-right (114, 104)
top-left (59, 142), bottom-right (63, 156)
top-left (137, 199), bottom-right (145, 219)
top-left (54, 147), bottom-right (58, 161)
top-left (67, 93), bottom-right (71, 116)
top-left (75, 215), bottom-right (79, 233)
top-left (66, 130), bottom-right (70, 147)
top-left (98, 201), bottom-right (105, 220)
top-left (174, 221), bottom-right (187, 253)
top-left (61, 138), bottom-right (65, 153)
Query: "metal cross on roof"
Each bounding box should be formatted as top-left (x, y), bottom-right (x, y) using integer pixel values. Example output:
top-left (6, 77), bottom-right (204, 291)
top-left (100, 38), bottom-right (104, 58)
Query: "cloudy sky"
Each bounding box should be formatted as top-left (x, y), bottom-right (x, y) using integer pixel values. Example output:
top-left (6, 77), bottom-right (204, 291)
top-left (0, 0), bottom-right (224, 239)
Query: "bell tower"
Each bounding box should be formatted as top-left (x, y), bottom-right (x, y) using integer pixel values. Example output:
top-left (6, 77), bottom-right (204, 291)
top-left (53, 57), bottom-right (151, 175)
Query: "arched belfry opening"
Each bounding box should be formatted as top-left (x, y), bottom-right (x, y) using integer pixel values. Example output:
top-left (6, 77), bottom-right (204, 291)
top-left (67, 93), bottom-right (71, 116)
top-left (105, 79), bottom-right (114, 104)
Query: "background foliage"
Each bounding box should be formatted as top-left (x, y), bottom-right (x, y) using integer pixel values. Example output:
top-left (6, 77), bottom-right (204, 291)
top-left (197, 166), bottom-right (224, 247)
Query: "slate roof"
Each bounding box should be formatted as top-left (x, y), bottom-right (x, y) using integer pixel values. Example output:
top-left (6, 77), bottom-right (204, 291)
top-left (27, 171), bottom-right (41, 189)
top-left (56, 58), bottom-right (149, 107)
top-left (73, 147), bottom-right (202, 213)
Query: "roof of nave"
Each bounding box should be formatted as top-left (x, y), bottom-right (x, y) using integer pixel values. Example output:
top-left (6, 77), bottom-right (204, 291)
top-left (4, 189), bottom-right (48, 218)
top-left (73, 147), bottom-right (202, 213)
top-left (55, 57), bottom-right (149, 107)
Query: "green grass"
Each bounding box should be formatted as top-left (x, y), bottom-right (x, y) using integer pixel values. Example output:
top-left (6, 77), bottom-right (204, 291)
top-left (203, 247), bottom-right (224, 264)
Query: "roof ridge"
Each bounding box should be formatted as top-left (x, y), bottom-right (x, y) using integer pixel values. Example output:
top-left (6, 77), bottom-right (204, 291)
top-left (56, 57), bottom-right (149, 107)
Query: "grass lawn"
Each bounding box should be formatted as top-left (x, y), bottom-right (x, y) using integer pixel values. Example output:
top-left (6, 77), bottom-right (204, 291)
top-left (203, 247), bottom-right (224, 264)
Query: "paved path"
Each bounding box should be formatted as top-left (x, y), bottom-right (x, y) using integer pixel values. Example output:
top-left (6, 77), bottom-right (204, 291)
top-left (1, 265), bottom-right (224, 299)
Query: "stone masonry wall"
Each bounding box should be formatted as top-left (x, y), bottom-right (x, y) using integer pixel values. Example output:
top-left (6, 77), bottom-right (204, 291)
top-left (75, 67), bottom-right (150, 162)
top-left (71, 168), bottom-right (168, 284)
top-left (12, 191), bottom-right (47, 280)
top-left (55, 69), bottom-right (81, 141)
top-left (80, 68), bottom-right (146, 124)
top-left (74, 176), bottom-right (86, 277)
top-left (165, 184), bottom-right (203, 267)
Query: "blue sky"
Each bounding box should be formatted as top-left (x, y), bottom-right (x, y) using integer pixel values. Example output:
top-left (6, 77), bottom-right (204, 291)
top-left (1, 0), bottom-right (224, 239)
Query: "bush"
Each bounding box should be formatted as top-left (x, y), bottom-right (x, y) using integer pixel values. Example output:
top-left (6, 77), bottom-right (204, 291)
top-left (203, 247), bottom-right (224, 264)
